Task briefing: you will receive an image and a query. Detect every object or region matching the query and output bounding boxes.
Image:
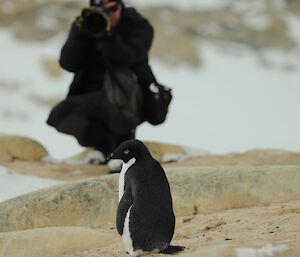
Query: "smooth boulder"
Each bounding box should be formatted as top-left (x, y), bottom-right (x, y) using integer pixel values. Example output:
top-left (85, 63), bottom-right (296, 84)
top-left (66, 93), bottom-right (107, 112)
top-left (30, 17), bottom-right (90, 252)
top-left (0, 166), bottom-right (299, 232)
top-left (0, 134), bottom-right (48, 163)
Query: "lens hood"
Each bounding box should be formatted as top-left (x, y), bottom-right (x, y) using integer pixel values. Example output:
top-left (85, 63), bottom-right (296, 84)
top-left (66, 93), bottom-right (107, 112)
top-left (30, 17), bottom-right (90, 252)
top-left (83, 7), bottom-right (111, 37)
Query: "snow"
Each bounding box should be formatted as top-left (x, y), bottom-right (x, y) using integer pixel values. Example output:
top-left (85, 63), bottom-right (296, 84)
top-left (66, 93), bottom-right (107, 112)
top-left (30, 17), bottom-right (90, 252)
top-left (243, 14), bottom-right (271, 31)
top-left (71, 170), bottom-right (83, 176)
top-left (162, 146), bottom-right (209, 163)
top-left (235, 244), bottom-right (288, 257)
top-left (140, 43), bottom-right (300, 154)
top-left (36, 14), bottom-right (59, 30)
top-left (0, 29), bottom-right (84, 159)
top-left (107, 159), bottom-right (123, 172)
top-left (0, 166), bottom-right (63, 203)
top-left (286, 14), bottom-right (300, 43)
top-left (84, 150), bottom-right (106, 164)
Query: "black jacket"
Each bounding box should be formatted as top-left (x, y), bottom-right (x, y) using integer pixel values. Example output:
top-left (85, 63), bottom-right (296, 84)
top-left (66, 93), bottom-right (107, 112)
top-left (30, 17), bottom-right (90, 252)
top-left (60, 6), bottom-right (155, 97)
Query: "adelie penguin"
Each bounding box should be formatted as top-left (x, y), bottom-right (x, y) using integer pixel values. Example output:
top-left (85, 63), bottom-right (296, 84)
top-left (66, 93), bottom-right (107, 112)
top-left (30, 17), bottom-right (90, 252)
top-left (107, 139), bottom-right (185, 256)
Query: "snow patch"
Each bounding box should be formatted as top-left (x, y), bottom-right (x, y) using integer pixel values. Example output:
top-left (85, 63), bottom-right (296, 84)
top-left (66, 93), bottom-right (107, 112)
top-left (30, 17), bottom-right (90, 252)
top-left (71, 170), bottom-right (83, 175)
top-left (286, 14), bottom-right (300, 44)
top-left (0, 166), bottom-right (63, 203)
top-left (42, 155), bottom-right (61, 164)
top-left (43, 150), bottom-right (107, 166)
top-left (43, 155), bottom-right (83, 165)
top-left (107, 159), bottom-right (123, 173)
top-left (43, 154), bottom-right (89, 165)
top-left (162, 146), bottom-right (209, 163)
top-left (243, 15), bottom-right (271, 31)
top-left (84, 150), bottom-right (106, 164)
top-left (235, 244), bottom-right (288, 257)
top-left (36, 14), bottom-right (59, 30)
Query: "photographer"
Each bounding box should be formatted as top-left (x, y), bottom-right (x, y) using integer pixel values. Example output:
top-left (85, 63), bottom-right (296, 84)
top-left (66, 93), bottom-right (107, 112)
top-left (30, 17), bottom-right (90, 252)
top-left (47, 0), bottom-right (155, 171)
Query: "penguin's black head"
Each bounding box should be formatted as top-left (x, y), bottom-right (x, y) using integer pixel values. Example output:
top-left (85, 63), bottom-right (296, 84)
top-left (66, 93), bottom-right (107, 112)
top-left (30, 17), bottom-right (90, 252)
top-left (107, 139), bottom-right (151, 163)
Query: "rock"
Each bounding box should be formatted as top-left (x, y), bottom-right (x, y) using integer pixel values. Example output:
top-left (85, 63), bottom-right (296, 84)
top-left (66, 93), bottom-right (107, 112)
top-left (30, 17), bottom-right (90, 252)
top-left (174, 149), bottom-right (300, 167)
top-left (145, 141), bottom-right (206, 162)
top-left (0, 134), bottom-right (48, 163)
top-left (19, 200), bottom-right (298, 257)
top-left (146, 141), bottom-right (185, 161)
top-left (0, 174), bottom-right (118, 232)
top-left (41, 58), bottom-right (63, 78)
top-left (169, 166), bottom-right (300, 216)
top-left (0, 165), bottom-right (299, 232)
top-left (0, 227), bottom-right (116, 257)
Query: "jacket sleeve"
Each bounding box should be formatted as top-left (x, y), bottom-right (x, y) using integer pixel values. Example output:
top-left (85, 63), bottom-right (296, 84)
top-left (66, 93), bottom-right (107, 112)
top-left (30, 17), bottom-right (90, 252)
top-left (59, 21), bottom-right (93, 72)
top-left (102, 10), bottom-right (154, 67)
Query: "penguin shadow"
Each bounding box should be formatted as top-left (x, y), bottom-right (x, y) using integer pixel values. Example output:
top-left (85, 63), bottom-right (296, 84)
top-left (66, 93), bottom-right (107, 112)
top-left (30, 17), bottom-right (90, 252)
top-left (107, 140), bottom-right (186, 256)
top-left (160, 245), bottom-right (186, 255)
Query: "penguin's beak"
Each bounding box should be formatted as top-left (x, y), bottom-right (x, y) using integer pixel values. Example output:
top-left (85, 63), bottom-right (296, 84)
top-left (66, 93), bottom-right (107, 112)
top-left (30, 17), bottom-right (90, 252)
top-left (107, 153), bottom-right (114, 161)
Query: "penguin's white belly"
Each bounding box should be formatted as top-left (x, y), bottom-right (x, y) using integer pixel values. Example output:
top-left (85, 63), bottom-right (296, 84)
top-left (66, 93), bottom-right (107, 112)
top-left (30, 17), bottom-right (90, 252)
top-left (119, 158), bottom-right (136, 202)
top-left (122, 206), bottom-right (135, 255)
top-left (122, 206), bottom-right (148, 256)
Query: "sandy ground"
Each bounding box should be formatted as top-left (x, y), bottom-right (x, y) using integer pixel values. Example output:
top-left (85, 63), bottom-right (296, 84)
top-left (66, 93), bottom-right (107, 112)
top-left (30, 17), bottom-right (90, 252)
top-left (62, 200), bottom-right (300, 257)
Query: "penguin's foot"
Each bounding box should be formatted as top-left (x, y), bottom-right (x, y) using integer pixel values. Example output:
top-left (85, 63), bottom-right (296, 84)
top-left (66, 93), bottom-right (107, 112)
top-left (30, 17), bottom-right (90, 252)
top-left (84, 150), bottom-right (107, 165)
top-left (160, 245), bottom-right (185, 254)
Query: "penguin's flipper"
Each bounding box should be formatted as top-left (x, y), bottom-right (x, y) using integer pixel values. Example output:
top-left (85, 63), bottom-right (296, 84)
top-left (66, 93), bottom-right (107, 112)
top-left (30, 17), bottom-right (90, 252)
top-left (116, 183), bottom-right (133, 236)
top-left (160, 245), bottom-right (185, 254)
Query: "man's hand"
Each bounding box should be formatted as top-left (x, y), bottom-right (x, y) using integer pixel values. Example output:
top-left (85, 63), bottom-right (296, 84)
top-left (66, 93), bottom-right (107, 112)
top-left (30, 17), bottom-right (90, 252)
top-left (76, 7), bottom-right (96, 31)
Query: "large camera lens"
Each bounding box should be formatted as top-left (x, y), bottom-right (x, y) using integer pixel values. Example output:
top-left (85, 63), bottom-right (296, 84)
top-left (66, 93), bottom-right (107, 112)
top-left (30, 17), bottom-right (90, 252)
top-left (83, 8), bottom-right (109, 36)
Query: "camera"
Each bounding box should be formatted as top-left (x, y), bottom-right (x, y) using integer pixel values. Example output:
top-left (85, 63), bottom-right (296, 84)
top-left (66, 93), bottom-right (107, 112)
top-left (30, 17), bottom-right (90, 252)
top-left (80, 0), bottom-right (121, 37)
top-left (82, 7), bottom-right (111, 37)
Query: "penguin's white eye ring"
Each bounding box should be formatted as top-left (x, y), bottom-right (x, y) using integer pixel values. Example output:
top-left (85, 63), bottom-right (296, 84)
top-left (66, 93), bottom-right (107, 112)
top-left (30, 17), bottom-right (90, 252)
top-left (124, 150), bottom-right (129, 155)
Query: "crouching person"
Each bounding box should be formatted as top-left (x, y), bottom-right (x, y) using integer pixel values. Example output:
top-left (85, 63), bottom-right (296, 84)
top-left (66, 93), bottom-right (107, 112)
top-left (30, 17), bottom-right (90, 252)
top-left (47, 0), bottom-right (155, 172)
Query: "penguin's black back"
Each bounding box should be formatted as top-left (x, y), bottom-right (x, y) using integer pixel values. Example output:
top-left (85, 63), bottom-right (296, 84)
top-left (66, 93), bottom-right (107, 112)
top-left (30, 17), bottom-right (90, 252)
top-left (126, 156), bottom-right (175, 252)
